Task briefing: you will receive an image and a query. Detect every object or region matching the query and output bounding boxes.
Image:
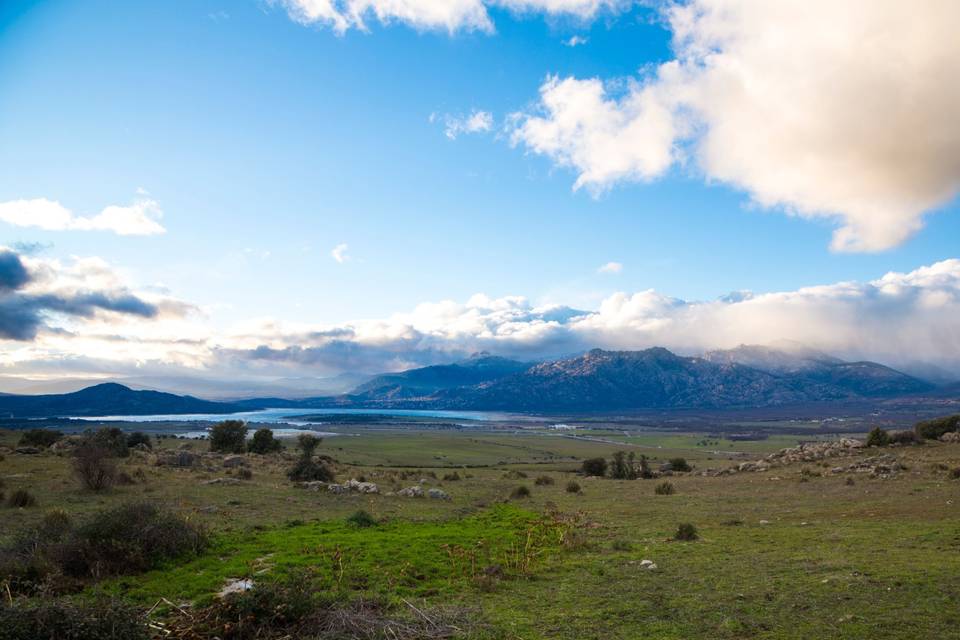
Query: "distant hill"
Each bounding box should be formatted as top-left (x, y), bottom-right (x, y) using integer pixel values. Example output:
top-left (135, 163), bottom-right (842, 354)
top-left (349, 354), bottom-right (530, 401)
top-left (318, 347), bottom-right (937, 412)
top-left (0, 383), bottom-right (243, 418)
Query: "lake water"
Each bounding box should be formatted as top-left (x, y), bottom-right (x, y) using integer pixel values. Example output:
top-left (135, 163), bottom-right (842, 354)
top-left (71, 407), bottom-right (515, 425)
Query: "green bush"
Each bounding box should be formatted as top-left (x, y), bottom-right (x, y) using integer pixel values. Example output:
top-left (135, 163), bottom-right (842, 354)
top-left (209, 420), bottom-right (248, 453)
top-left (0, 597), bottom-right (148, 640)
top-left (866, 427), bottom-right (890, 447)
top-left (442, 471), bottom-right (462, 481)
top-left (668, 457), bottom-right (692, 472)
top-left (674, 523), bottom-right (699, 541)
top-left (54, 502), bottom-right (207, 579)
top-left (346, 510), bottom-right (378, 528)
top-left (565, 480), bottom-right (581, 494)
top-left (534, 475), bottom-right (554, 486)
top-left (510, 485), bottom-right (531, 499)
top-left (248, 428), bottom-right (283, 454)
top-left (654, 481), bottom-right (675, 495)
top-left (87, 428), bottom-right (129, 458)
top-left (581, 457), bottom-right (607, 477)
top-left (888, 430), bottom-right (920, 445)
top-left (914, 414), bottom-right (960, 440)
top-left (287, 434), bottom-right (334, 482)
top-left (18, 429), bottom-right (63, 449)
top-left (126, 432), bottom-right (152, 450)
top-left (7, 489), bottom-right (37, 508)
top-left (609, 451), bottom-right (638, 480)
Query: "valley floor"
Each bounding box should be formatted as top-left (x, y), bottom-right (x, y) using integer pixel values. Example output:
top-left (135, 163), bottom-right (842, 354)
top-left (1, 427), bottom-right (959, 639)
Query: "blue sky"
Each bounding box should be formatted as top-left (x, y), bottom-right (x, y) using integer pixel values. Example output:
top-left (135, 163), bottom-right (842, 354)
top-left (0, 0), bottom-right (958, 389)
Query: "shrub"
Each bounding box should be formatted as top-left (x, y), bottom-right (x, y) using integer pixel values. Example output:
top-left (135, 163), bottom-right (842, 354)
top-left (0, 597), bottom-right (149, 640)
top-left (7, 489), bottom-right (37, 508)
top-left (510, 485), bottom-right (531, 499)
top-left (866, 427), bottom-right (890, 447)
top-left (18, 429), bottom-right (63, 449)
top-left (126, 431), bottom-right (152, 450)
top-left (668, 457), bottom-right (692, 472)
top-left (237, 468), bottom-right (253, 480)
top-left (674, 523), bottom-right (699, 541)
top-left (287, 434), bottom-right (334, 482)
top-left (609, 451), bottom-right (638, 480)
top-left (248, 428), bottom-right (283, 454)
top-left (88, 427), bottom-right (129, 458)
top-left (888, 430), bottom-right (920, 445)
top-left (72, 442), bottom-right (117, 492)
top-left (949, 467), bottom-right (960, 480)
top-left (55, 502), bottom-right (207, 579)
top-left (654, 481), bottom-right (675, 495)
top-left (611, 539), bottom-right (632, 551)
top-left (209, 420), bottom-right (248, 453)
top-left (565, 480), bottom-right (581, 494)
top-left (442, 471), bottom-right (461, 481)
top-left (914, 414), bottom-right (960, 440)
top-left (503, 470), bottom-right (527, 479)
top-left (346, 510), bottom-right (377, 528)
top-left (534, 475), bottom-right (554, 486)
top-left (581, 457), bottom-right (607, 477)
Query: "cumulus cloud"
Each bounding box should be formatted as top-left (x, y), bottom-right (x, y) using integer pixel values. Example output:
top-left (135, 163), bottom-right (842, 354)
top-left (0, 248), bottom-right (187, 341)
top-left (597, 261), bottom-right (622, 274)
top-left (0, 197), bottom-right (166, 236)
top-left (278, 0), bottom-right (630, 33)
top-left (511, 0), bottom-right (960, 252)
top-left (439, 110), bottom-right (494, 140)
top-left (563, 34), bottom-right (588, 47)
top-left (331, 243), bottom-right (350, 263)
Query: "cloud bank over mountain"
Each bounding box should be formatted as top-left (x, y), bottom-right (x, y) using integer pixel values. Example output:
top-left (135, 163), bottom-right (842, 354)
top-left (2, 246), bottom-right (958, 385)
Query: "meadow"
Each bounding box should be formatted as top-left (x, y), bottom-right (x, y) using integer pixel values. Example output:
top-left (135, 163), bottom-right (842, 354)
top-left (1, 424), bottom-right (959, 639)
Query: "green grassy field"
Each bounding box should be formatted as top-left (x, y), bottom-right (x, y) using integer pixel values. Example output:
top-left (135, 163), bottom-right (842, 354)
top-left (2, 426), bottom-right (960, 639)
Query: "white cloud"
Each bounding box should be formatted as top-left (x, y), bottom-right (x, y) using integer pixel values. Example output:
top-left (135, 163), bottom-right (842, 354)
top-left (597, 261), bottom-right (622, 274)
top-left (441, 110), bottom-right (494, 140)
top-left (330, 243), bottom-right (350, 263)
top-left (564, 35), bottom-right (588, 47)
top-left (0, 197), bottom-right (166, 236)
top-left (511, 0), bottom-right (960, 252)
top-left (278, 0), bottom-right (630, 33)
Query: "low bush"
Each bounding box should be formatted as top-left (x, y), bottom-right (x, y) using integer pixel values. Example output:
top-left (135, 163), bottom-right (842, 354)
top-left (72, 442), bottom-right (117, 492)
top-left (674, 523), bottom-right (699, 541)
top-left (888, 430), bottom-right (920, 445)
top-left (581, 457), bottom-right (607, 477)
top-left (18, 428), bottom-right (63, 449)
top-left (503, 470), bottom-right (527, 479)
top-left (88, 428), bottom-right (129, 458)
top-left (914, 414), bottom-right (960, 440)
top-left (248, 428), bottom-right (282, 454)
top-left (949, 467), bottom-right (960, 480)
top-left (346, 510), bottom-right (378, 528)
top-left (209, 420), bottom-right (248, 454)
top-left (668, 457), bottom-right (692, 472)
top-left (866, 427), bottom-right (890, 447)
top-left (54, 502), bottom-right (208, 579)
top-left (287, 433), bottom-right (335, 482)
top-left (510, 485), bottom-right (531, 499)
top-left (611, 539), bottom-right (632, 551)
top-left (0, 596), bottom-right (148, 640)
top-left (237, 468), bottom-right (253, 480)
top-left (654, 481), bottom-right (675, 495)
top-left (442, 471), bottom-right (462, 481)
top-left (126, 431), bottom-right (152, 450)
top-left (534, 475), bottom-right (554, 486)
top-left (565, 480), bottom-right (581, 494)
top-left (7, 489), bottom-right (37, 508)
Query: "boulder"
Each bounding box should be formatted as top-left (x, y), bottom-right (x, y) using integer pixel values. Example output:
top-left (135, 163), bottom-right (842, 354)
top-left (939, 431), bottom-right (960, 443)
top-left (157, 451), bottom-right (198, 468)
top-left (223, 455), bottom-right (247, 468)
top-left (345, 479), bottom-right (379, 494)
top-left (202, 478), bottom-right (241, 486)
top-left (427, 488), bottom-right (450, 500)
top-left (15, 446), bottom-right (40, 455)
top-left (398, 486), bottom-right (424, 498)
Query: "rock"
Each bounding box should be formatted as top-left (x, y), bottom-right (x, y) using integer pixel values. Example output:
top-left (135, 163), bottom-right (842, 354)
top-left (157, 451), bottom-right (198, 468)
top-left (50, 437), bottom-right (82, 453)
top-left (223, 455), bottom-right (247, 468)
top-left (398, 486), bottom-right (424, 498)
top-left (345, 479), bottom-right (379, 494)
top-left (328, 484), bottom-right (348, 494)
top-left (638, 559), bottom-right (657, 570)
top-left (202, 478), bottom-right (241, 486)
top-left (296, 481), bottom-right (328, 491)
top-left (218, 578), bottom-right (254, 598)
top-left (939, 431), bottom-right (960, 443)
top-left (15, 446), bottom-right (41, 455)
top-left (427, 488), bottom-right (450, 500)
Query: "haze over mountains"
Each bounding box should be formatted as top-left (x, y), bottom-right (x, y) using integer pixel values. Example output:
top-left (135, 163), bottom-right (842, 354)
top-left (0, 346), bottom-right (946, 418)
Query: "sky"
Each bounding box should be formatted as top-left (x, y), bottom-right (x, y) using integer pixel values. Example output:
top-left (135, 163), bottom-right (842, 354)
top-left (1, 0), bottom-right (959, 394)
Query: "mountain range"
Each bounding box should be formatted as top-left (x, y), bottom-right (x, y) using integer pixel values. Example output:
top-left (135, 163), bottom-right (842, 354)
top-left (0, 346), bottom-right (945, 418)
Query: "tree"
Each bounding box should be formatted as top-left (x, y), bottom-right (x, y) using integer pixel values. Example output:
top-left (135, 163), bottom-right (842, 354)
top-left (248, 428), bottom-right (282, 454)
top-left (866, 427), bottom-right (890, 447)
top-left (73, 441), bottom-right (117, 491)
top-left (668, 457), bottom-right (692, 472)
top-left (609, 451), bottom-right (637, 480)
top-left (209, 420), bottom-right (247, 454)
top-left (127, 432), bottom-right (152, 450)
top-left (581, 457), bottom-right (608, 477)
top-left (88, 427), bottom-right (129, 457)
top-left (287, 434), bottom-right (334, 482)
